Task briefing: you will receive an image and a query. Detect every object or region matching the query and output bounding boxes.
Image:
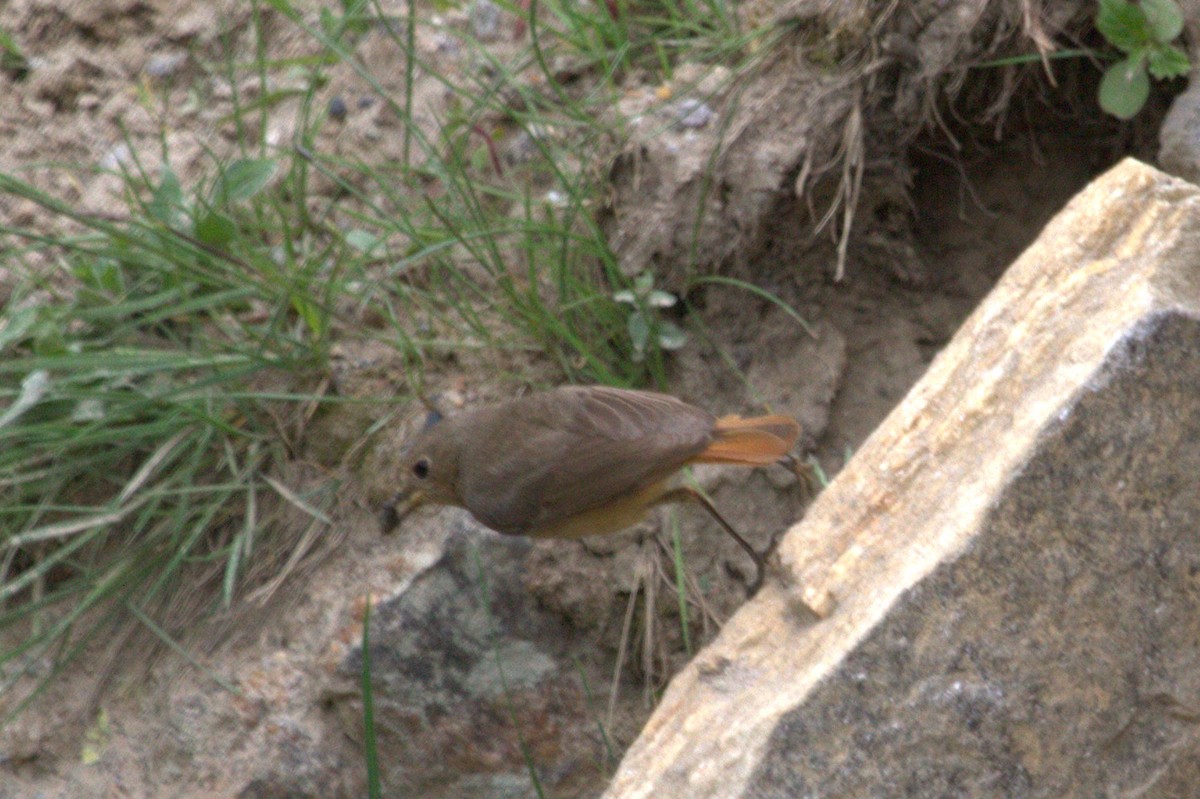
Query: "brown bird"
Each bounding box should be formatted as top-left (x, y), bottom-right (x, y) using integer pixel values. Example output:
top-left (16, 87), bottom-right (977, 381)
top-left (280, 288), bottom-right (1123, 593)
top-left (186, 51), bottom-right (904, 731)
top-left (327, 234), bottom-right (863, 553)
top-left (384, 385), bottom-right (802, 592)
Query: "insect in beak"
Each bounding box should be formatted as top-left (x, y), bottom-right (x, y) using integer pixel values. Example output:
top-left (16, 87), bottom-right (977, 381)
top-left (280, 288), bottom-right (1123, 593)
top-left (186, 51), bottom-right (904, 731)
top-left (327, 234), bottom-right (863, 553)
top-left (380, 485), bottom-right (428, 534)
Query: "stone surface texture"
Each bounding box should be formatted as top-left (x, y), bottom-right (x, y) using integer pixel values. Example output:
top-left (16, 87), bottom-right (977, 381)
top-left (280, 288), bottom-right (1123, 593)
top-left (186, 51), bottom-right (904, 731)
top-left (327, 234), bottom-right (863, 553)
top-left (603, 158), bottom-right (1200, 798)
top-left (334, 519), bottom-right (608, 799)
top-left (1159, 66), bottom-right (1200, 186)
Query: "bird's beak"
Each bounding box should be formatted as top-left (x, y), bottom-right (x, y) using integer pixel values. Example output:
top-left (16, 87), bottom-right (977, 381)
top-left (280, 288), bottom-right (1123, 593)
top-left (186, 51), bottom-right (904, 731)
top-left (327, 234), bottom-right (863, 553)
top-left (380, 486), bottom-right (428, 534)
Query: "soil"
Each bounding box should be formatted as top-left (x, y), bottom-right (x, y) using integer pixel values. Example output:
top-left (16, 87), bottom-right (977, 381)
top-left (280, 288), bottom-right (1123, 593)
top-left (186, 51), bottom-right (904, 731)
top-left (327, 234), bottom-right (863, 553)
top-left (0, 1), bottom-right (1171, 798)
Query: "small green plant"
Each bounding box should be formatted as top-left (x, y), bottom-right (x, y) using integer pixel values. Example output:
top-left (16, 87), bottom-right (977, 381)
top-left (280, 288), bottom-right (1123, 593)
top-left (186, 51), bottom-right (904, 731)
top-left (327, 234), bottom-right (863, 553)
top-left (0, 30), bottom-right (28, 80)
top-left (318, 0), bottom-right (374, 45)
top-left (1096, 0), bottom-right (1190, 119)
top-left (612, 272), bottom-right (687, 364)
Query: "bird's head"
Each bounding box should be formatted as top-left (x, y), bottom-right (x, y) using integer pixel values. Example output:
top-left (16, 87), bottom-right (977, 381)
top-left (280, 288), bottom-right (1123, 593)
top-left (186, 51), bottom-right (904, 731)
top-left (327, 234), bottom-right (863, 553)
top-left (380, 408), bottom-right (463, 533)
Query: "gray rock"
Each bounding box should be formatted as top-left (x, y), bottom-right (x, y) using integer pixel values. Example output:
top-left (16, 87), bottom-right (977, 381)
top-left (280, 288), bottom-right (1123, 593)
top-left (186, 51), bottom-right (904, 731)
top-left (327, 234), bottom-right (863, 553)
top-left (672, 98), bottom-right (716, 130)
top-left (327, 96), bottom-right (347, 121)
top-left (335, 517), bottom-right (612, 798)
top-left (603, 158), bottom-right (1200, 798)
top-left (144, 51), bottom-right (187, 79)
top-left (1160, 69), bottom-right (1200, 185)
top-left (470, 0), bottom-right (503, 42)
top-left (98, 143), bottom-right (132, 171)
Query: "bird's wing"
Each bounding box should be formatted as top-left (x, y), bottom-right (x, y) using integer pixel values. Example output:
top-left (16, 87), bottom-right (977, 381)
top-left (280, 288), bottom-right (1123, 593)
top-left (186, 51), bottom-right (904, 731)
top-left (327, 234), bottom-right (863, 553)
top-left (459, 386), bottom-right (715, 536)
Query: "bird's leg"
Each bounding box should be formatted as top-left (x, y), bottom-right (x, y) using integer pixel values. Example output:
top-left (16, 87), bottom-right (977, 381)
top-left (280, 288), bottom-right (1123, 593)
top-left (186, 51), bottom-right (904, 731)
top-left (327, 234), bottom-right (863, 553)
top-left (777, 453), bottom-right (817, 499)
top-left (654, 486), bottom-right (775, 596)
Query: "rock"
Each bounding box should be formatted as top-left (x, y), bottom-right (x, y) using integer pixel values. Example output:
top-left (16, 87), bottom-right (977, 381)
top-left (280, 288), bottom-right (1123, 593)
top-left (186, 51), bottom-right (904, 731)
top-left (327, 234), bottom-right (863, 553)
top-left (169, 5), bottom-right (221, 43)
top-left (332, 517), bottom-right (616, 798)
top-left (504, 130), bottom-right (538, 165)
top-left (144, 51), bottom-right (187, 79)
top-left (28, 53), bottom-right (102, 110)
top-left (98, 142), bottom-right (132, 171)
top-left (603, 158), bottom-right (1200, 798)
top-left (1159, 68), bottom-right (1200, 185)
top-left (671, 98), bottom-right (715, 130)
top-left (470, 0), bottom-right (503, 41)
top-left (328, 95), bottom-right (348, 121)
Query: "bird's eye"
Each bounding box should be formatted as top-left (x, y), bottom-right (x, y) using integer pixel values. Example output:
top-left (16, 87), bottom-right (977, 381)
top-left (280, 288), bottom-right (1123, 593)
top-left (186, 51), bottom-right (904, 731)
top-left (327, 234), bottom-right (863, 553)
top-left (412, 458), bottom-right (431, 479)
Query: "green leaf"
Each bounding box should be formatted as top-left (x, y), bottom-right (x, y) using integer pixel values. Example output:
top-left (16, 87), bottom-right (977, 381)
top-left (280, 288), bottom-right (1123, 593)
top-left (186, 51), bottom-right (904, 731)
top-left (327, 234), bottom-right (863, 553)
top-left (0, 307), bottom-right (38, 353)
top-left (319, 8), bottom-right (338, 37)
top-left (148, 166), bottom-right (184, 227)
top-left (345, 229), bottom-right (381, 253)
top-left (258, 0), bottom-right (304, 27)
top-left (291, 293), bottom-right (325, 336)
top-left (213, 158), bottom-right (277, 204)
top-left (468, 145), bottom-right (491, 174)
top-left (1141, 0), bottom-right (1184, 43)
top-left (627, 311), bottom-right (649, 360)
top-left (0, 370), bottom-right (49, 430)
top-left (1148, 44), bottom-right (1191, 79)
top-left (31, 318), bottom-right (66, 355)
top-left (0, 28), bottom-right (30, 75)
top-left (656, 320), bottom-right (688, 351)
top-left (31, 326), bottom-right (65, 357)
top-left (195, 210), bottom-right (236, 246)
top-left (1099, 55), bottom-right (1151, 119)
top-left (646, 289), bottom-right (677, 308)
top-left (75, 258), bottom-right (124, 295)
top-left (1097, 0), bottom-right (1150, 53)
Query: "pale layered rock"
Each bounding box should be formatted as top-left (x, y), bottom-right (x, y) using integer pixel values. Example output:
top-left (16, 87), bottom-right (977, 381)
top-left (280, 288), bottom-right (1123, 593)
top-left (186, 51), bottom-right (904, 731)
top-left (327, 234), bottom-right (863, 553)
top-left (1159, 68), bottom-right (1200, 185)
top-left (604, 158), bottom-right (1200, 798)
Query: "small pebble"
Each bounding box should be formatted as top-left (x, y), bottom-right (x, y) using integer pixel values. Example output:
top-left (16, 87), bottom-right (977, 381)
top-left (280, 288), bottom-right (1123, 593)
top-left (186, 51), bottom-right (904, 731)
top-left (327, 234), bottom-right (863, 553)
top-left (145, 52), bottom-right (187, 79)
top-left (504, 131), bottom-right (537, 165)
top-left (328, 96), bottom-right (348, 120)
top-left (433, 33), bottom-right (460, 56)
top-left (470, 0), bottom-right (502, 41)
top-left (673, 98), bottom-right (715, 129)
top-left (379, 16), bottom-right (406, 37)
top-left (98, 143), bottom-right (132, 171)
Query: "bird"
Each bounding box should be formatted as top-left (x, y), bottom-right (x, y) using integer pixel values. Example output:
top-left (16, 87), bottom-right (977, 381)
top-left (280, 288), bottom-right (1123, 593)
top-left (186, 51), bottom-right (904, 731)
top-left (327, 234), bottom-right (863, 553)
top-left (383, 385), bottom-right (803, 593)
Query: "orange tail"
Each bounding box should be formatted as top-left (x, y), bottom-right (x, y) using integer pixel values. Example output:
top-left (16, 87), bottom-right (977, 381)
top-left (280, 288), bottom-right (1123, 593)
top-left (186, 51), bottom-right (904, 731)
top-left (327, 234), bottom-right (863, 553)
top-left (691, 414), bottom-right (801, 465)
